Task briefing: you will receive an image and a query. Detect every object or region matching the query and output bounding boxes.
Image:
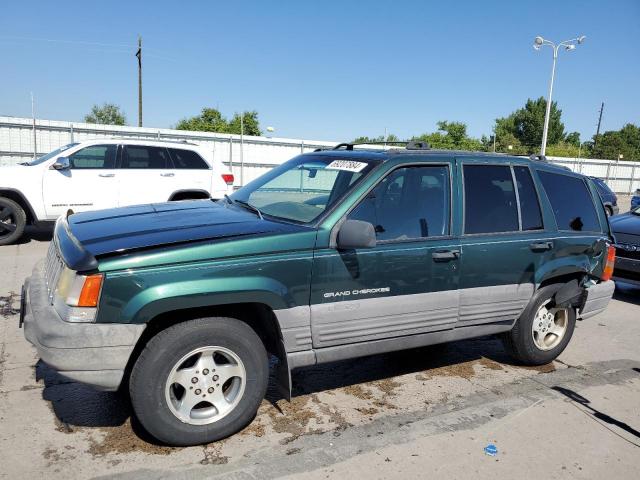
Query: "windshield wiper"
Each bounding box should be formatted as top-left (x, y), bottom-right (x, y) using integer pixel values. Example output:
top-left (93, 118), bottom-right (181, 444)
top-left (225, 195), bottom-right (263, 220)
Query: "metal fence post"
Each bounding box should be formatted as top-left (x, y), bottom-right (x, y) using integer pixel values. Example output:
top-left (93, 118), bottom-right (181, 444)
top-left (69, 124), bottom-right (74, 143)
top-left (605, 162), bottom-right (611, 182)
top-left (301, 140), bottom-right (304, 154)
top-left (229, 136), bottom-right (233, 177)
top-left (630, 163), bottom-right (637, 195)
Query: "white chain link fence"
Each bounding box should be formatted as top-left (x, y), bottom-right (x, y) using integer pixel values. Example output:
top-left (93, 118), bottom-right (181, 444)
top-left (1, 115), bottom-right (639, 193)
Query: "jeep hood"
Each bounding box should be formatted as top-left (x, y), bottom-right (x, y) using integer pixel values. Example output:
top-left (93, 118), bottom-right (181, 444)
top-left (64, 199), bottom-right (308, 260)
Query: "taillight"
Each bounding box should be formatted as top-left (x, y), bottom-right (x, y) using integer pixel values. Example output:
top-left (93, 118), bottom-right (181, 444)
top-left (602, 245), bottom-right (616, 282)
top-left (78, 274), bottom-right (104, 307)
top-left (222, 173), bottom-right (234, 185)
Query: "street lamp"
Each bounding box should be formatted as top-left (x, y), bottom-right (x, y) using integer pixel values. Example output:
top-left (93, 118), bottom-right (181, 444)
top-left (533, 35), bottom-right (586, 156)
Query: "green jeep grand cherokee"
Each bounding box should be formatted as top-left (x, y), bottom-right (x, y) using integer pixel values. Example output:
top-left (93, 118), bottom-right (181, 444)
top-left (21, 144), bottom-right (616, 446)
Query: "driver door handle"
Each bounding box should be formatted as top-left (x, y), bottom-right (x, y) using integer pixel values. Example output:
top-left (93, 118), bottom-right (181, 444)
top-left (530, 241), bottom-right (553, 252)
top-left (98, 173), bottom-right (115, 178)
top-left (432, 249), bottom-right (460, 262)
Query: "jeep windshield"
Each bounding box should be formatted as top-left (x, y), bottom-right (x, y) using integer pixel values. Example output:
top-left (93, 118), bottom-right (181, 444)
top-left (22, 143), bottom-right (78, 166)
top-left (229, 155), bottom-right (378, 223)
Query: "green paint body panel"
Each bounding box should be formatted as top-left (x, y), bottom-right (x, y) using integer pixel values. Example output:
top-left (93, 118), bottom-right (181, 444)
top-left (90, 151), bottom-right (611, 329)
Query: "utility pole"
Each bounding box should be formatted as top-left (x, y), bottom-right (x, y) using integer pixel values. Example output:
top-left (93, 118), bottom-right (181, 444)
top-left (240, 113), bottom-right (244, 186)
top-left (31, 92), bottom-right (37, 159)
top-left (594, 102), bottom-right (604, 150)
top-left (136, 36), bottom-right (142, 127)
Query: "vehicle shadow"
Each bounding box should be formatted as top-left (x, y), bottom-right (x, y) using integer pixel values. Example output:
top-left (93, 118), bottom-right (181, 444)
top-left (36, 360), bottom-right (131, 428)
top-left (613, 283), bottom-right (640, 306)
top-left (552, 386), bottom-right (640, 441)
top-left (37, 335), bottom-right (515, 437)
top-left (16, 225), bottom-right (53, 244)
top-left (278, 335), bottom-right (515, 400)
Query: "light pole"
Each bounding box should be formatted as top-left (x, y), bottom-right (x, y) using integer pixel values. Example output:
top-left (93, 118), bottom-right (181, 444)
top-left (533, 35), bottom-right (586, 156)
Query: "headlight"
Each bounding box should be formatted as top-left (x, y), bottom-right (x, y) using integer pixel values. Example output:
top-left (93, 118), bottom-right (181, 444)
top-left (54, 267), bottom-right (103, 323)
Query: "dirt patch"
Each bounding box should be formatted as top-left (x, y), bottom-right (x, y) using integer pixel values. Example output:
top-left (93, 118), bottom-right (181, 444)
top-left (240, 418), bottom-right (266, 437)
top-left (0, 293), bottom-right (19, 317)
top-left (42, 446), bottom-right (75, 467)
top-left (342, 384), bottom-right (374, 400)
top-left (416, 357), bottom-right (504, 381)
top-left (201, 444), bottom-right (229, 465)
top-left (87, 420), bottom-right (178, 457)
top-left (267, 395), bottom-right (319, 444)
top-left (286, 447), bottom-right (301, 455)
top-left (371, 379), bottom-right (402, 396)
top-left (355, 406), bottom-right (379, 416)
top-left (516, 362), bottom-right (556, 374)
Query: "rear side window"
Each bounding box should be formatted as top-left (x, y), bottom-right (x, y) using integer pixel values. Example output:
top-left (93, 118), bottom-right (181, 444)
top-left (514, 166), bottom-right (543, 231)
top-left (122, 146), bottom-right (171, 169)
top-left (169, 148), bottom-right (209, 169)
top-left (464, 165), bottom-right (518, 234)
top-left (538, 171), bottom-right (601, 232)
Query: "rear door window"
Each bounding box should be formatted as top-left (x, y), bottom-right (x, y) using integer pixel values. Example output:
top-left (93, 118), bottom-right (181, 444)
top-left (538, 171), bottom-right (601, 232)
top-left (463, 165), bottom-right (519, 234)
top-left (122, 145), bottom-right (171, 169)
top-left (168, 148), bottom-right (209, 169)
top-left (514, 166), bottom-right (543, 231)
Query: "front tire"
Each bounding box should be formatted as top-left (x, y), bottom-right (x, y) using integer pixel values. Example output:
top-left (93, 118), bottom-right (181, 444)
top-left (0, 197), bottom-right (26, 246)
top-left (502, 284), bottom-right (576, 365)
top-left (129, 317), bottom-right (269, 446)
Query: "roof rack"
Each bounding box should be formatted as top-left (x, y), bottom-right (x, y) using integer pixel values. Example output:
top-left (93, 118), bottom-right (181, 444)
top-left (326, 141), bottom-right (431, 151)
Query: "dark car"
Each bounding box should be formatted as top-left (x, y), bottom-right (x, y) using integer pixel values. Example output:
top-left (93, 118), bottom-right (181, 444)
top-left (631, 188), bottom-right (640, 210)
top-left (21, 144), bottom-right (616, 446)
top-left (590, 177), bottom-right (619, 216)
top-left (610, 206), bottom-right (640, 287)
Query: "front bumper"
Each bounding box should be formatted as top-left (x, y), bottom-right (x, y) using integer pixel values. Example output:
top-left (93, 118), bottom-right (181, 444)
top-left (22, 260), bottom-right (145, 391)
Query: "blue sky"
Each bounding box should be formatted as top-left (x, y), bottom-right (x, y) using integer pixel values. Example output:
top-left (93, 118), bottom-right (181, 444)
top-left (1, 0), bottom-right (638, 142)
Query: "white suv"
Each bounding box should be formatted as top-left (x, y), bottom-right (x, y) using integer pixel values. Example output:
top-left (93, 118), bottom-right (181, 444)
top-left (0, 139), bottom-right (234, 245)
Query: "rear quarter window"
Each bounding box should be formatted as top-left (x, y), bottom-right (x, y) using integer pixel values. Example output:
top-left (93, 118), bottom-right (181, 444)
top-left (538, 171), bottom-right (601, 232)
top-left (169, 148), bottom-right (210, 169)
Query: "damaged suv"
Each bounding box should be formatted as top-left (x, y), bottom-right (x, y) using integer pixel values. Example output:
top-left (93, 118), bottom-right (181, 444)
top-left (21, 144), bottom-right (616, 446)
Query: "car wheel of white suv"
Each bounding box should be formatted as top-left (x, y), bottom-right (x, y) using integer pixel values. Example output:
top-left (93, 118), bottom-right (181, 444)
top-left (0, 197), bottom-right (26, 246)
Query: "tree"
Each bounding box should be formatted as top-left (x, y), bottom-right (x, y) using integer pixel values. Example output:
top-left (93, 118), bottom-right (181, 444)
top-left (494, 97), bottom-right (565, 154)
top-left (351, 134), bottom-right (400, 144)
top-left (227, 111), bottom-right (261, 136)
top-left (412, 121), bottom-right (485, 151)
top-left (176, 108), bottom-right (262, 135)
top-left (591, 123), bottom-right (640, 161)
top-left (84, 103), bottom-right (126, 125)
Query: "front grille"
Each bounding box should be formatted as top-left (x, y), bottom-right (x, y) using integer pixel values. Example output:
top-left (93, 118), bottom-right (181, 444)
top-left (616, 248), bottom-right (640, 261)
top-left (44, 241), bottom-right (65, 305)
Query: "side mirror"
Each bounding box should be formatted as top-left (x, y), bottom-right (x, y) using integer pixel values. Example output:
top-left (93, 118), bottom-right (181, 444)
top-left (51, 157), bottom-right (70, 170)
top-left (337, 219), bottom-right (376, 250)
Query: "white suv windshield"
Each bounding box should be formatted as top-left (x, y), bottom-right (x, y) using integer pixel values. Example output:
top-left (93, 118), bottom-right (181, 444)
top-left (24, 143), bottom-right (78, 166)
top-left (230, 156), bottom-right (377, 223)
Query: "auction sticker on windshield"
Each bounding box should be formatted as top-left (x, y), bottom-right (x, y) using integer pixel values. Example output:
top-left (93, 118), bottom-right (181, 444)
top-left (325, 160), bottom-right (368, 172)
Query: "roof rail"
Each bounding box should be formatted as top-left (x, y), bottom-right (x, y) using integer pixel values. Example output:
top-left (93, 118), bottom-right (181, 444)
top-left (329, 141), bottom-right (430, 151)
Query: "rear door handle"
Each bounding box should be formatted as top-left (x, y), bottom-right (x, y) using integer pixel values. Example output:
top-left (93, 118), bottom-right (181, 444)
top-left (160, 173), bottom-right (175, 177)
top-left (98, 173), bottom-right (115, 178)
top-left (530, 241), bottom-right (553, 252)
top-left (432, 249), bottom-right (460, 262)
